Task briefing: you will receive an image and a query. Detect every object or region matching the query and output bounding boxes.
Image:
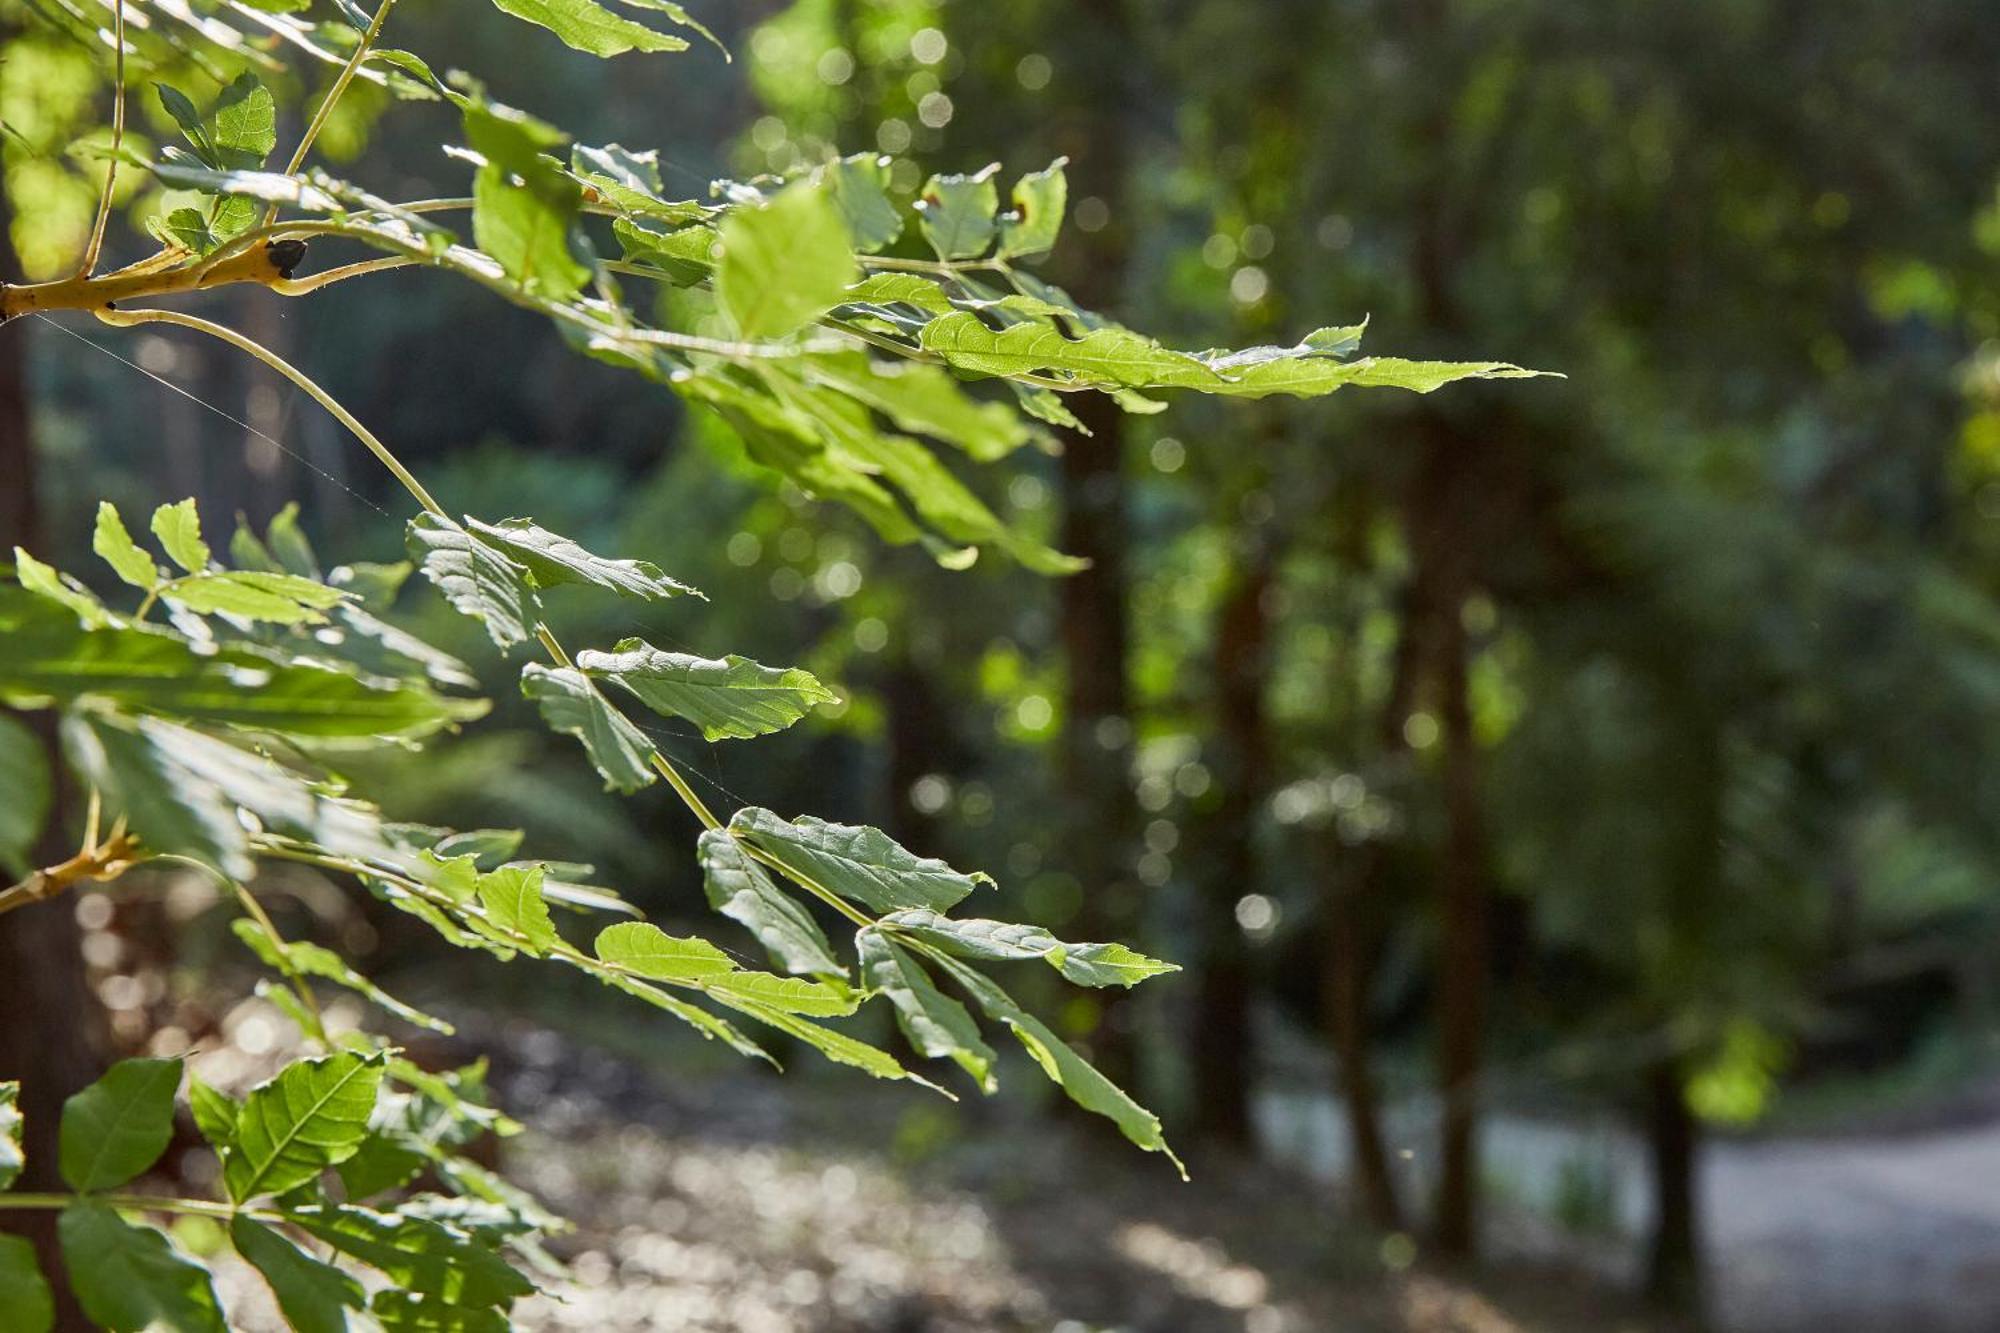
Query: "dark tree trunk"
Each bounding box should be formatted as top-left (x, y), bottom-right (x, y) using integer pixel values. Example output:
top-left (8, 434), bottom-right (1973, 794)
top-left (1431, 590), bottom-right (1489, 1259)
top-left (0, 164), bottom-right (106, 1333)
top-left (1323, 861), bottom-right (1404, 1230)
top-left (1189, 540), bottom-right (1275, 1147)
top-left (1050, 0), bottom-right (1141, 1090)
top-left (1646, 1058), bottom-right (1704, 1318)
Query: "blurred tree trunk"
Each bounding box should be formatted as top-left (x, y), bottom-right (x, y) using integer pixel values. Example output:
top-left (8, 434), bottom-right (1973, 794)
top-left (0, 166), bottom-right (105, 1333)
top-left (1190, 534), bottom-right (1276, 1147)
top-left (1646, 1058), bottom-right (1703, 1318)
top-left (1051, 0), bottom-right (1140, 1089)
top-left (1431, 583), bottom-right (1489, 1259)
top-left (1321, 569), bottom-right (1429, 1233)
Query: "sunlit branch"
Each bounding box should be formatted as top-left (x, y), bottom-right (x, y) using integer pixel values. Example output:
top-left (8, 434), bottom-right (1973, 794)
top-left (73, 0), bottom-right (127, 279)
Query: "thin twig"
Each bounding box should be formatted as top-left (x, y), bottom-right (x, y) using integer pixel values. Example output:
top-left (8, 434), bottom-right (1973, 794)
top-left (72, 0), bottom-right (127, 279)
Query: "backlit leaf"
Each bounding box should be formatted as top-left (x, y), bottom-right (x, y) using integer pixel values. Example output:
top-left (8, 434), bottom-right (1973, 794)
top-left (717, 181), bottom-right (857, 339)
top-left (226, 1051), bottom-right (386, 1201)
top-left (698, 828), bottom-right (842, 977)
top-left (231, 1216), bottom-right (368, 1333)
top-left (408, 513), bottom-right (541, 651)
top-left (727, 808), bottom-right (992, 913)
top-left (580, 639), bottom-right (835, 741)
top-left (520, 664), bottom-right (659, 793)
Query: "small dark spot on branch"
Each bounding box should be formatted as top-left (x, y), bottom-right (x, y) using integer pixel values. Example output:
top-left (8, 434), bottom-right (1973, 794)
top-left (267, 239), bottom-right (309, 279)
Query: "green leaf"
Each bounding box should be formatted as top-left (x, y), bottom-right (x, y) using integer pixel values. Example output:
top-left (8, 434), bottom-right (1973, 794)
top-left (703, 971), bottom-right (856, 1017)
top-left (920, 312), bottom-right (1227, 390)
top-left (0, 1082), bottom-right (22, 1190)
top-left (915, 166), bottom-right (1000, 260)
top-left (487, 0), bottom-right (688, 56)
top-left (520, 664), bottom-right (658, 793)
top-left (579, 639), bottom-right (836, 741)
top-left (932, 954), bottom-right (1181, 1173)
top-left (697, 828), bottom-right (842, 977)
top-left (286, 1202), bottom-right (535, 1308)
top-left (231, 1216), bottom-right (368, 1333)
top-left (59, 1056), bottom-right (182, 1192)
top-left (93, 503), bottom-right (160, 590)
top-left (878, 909), bottom-right (1179, 987)
top-left (187, 1079), bottom-right (240, 1154)
top-left (335, 1133), bottom-right (427, 1199)
top-left (150, 498), bottom-right (211, 573)
top-left (0, 1235), bottom-right (53, 1333)
top-left (372, 1291), bottom-right (512, 1331)
top-left (597, 974), bottom-right (774, 1063)
top-left (802, 352), bottom-right (1033, 463)
top-left (466, 518), bottom-right (697, 600)
top-left (458, 86), bottom-right (592, 301)
top-left (716, 998), bottom-right (924, 1086)
top-left (821, 153), bottom-right (902, 252)
top-left (858, 931), bottom-right (996, 1091)
top-left (474, 866), bottom-right (559, 955)
top-left (161, 570), bottom-right (347, 624)
top-left (60, 1201), bottom-right (226, 1332)
top-left (728, 807), bottom-right (992, 914)
top-left (231, 917), bottom-right (456, 1033)
top-left (0, 715), bottom-right (51, 873)
top-left (2, 593), bottom-right (472, 739)
top-left (613, 219), bottom-right (717, 284)
top-left (593, 920), bottom-right (734, 980)
top-left (13, 548), bottom-right (106, 623)
top-left (716, 181), bottom-right (858, 339)
top-left (408, 513), bottom-right (542, 651)
top-left (211, 73), bottom-right (277, 164)
top-left (65, 711), bottom-right (395, 878)
top-left (997, 158), bottom-right (1067, 259)
top-left (226, 1051), bottom-right (386, 1201)
top-left (156, 85), bottom-right (212, 162)
top-left (265, 502), bottom-right (321, 577)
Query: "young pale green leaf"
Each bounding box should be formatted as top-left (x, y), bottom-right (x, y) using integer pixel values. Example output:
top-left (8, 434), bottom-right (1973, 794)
top-left (225, 1051), bottom-right (386, 1201)
top-left (58, 1056), bottom-right (182, 1192)
top-left (715, 997), bottom-right (927, 1087)
top-left (697, 828), bottom-right (842, 977)
top-left (14, 548), bottom-right (107, 624)
top-left (520, 664), bottom-right (659, 793)
top-left (286, 1202), bottom-right (535, 1309)
top-left (1192, 347), bottom-right (1547, 399)
top-left (916, 166), bottom-right (1001, 259)
top-left (0, 1235), bottom-right (52, 1333)
top-left (0, 1081), bottom-right (23, 1189)
top-left (878, 909), bottom-right (1179, 988)
top-left (459, 87), bottom-right (592, 302)
top-left (408, 513), bottom-right (542, 651)
top-left (487, 0), bottom-right (688, 57)
top-left (728, 807), bottom-right (992, 914)
top-left (594, 920), bottom-right (735, 979)
top-left (858, 930), bottom-right (996, 1092)
top-left (614, 218), bottom-right (717, 284)
top-left (187, 1079), bottom-right (241, 1154)
top-left (231, 1216), bottom-right (368, 1333)
top-left (466, 518), bottom-right (696, 600)
top-left (0, 715), bottom-right (51, 873)
top-left (843, 272), bottom-right (956, 315)
top-left (92, 503), bottom-right (160, 590)
top-left (211, 72), bottom-right (277, 164)
top-left (150, 498), bottom-right (211, 573)
top-left (932, 954), bottom-right (1182, 1174)
top-left (920, 313), bottom-right (1227, 390)
top-left (997, 158), bottom-right (1067, 259)
top-left (717, 181), bottom-right (858, 339)
top-left (161, 570), bottom-right (347, 624)
top-left (475, 866), bottom-right (559, 955)
top-left (231, 918), bottom-right (456, 1033)
top-left (598, 973), bottom-right (775, 1064)
top-left (60, 1201), bottom-right (226, 1333)
top-left (579, 639), bottom-right (836, 741)
top-left (821, 153), bottom-right (902, 252)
